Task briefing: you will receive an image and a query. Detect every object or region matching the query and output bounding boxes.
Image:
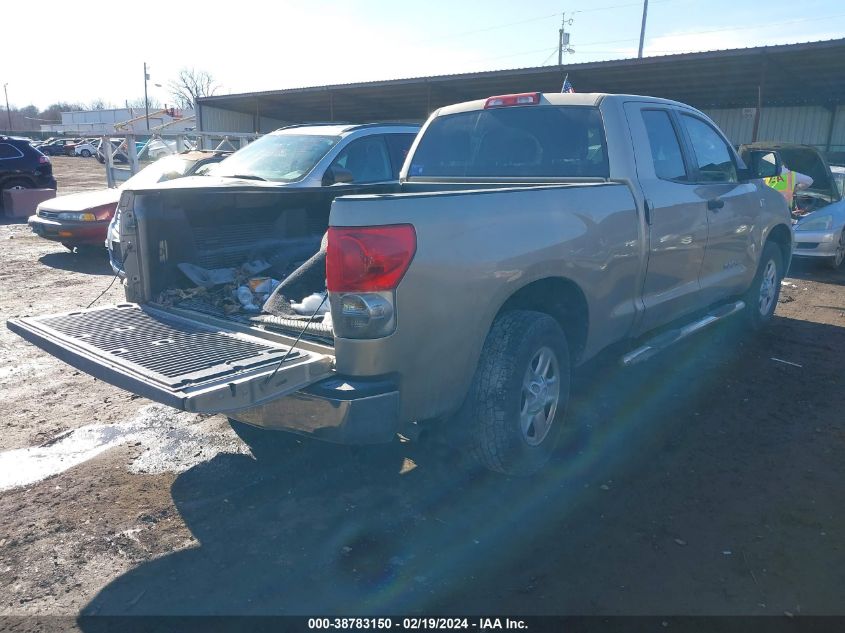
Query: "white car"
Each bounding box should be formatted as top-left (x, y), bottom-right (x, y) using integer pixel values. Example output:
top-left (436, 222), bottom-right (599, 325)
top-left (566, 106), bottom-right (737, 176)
top-left (74, 141), bottom-right (98, 158)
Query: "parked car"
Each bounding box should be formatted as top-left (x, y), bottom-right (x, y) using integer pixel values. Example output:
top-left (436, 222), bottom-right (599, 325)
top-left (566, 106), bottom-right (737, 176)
top-left (63, 139), bottom-right (84, 156)
top-left (144, 138), bottom-right (196, 160)
top-left (106, 122), bottom-right (420, 275)
top-left (74, 141), bottom-right (98, 158)
top-left (39, 138), bottom-right (78, 156)
top-left (9, 94), bottom-right (790, 476)
top-left (741, 143), bottom-right (845, 269)
top-left (0, 136), bottom-right (56, 205)
top-left (28, 151), bottom-right (229, 252)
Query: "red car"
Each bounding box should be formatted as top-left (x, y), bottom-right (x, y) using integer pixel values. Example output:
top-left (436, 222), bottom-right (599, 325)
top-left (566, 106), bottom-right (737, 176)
top-left (28, 151), bottom-right (228, 252)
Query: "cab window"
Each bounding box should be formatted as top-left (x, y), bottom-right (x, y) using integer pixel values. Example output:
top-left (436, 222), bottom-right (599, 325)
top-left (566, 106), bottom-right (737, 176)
top-left (641, 110), bottom-right (688, 182)
top-left (680, 114), bottom-right (737, 183)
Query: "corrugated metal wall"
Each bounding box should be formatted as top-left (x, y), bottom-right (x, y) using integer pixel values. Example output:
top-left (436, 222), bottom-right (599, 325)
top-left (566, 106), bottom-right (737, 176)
top-left (200, 102), bottom-right (844, 152)
top-left (704, 106), bottom-right (844, 151)
top-left (830, 105), bottom-right (845, 152)
top-left (199, 105), bottom-right (287, 134)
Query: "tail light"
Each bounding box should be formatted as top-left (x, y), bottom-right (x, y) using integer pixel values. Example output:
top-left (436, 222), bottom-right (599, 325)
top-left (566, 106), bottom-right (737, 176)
top-left (327, 225), bottom-right (416, 292)
top-left (484, 92), bottom-right (541, 108)
top-left (327, 225), bottom-right (416, 339)
top-left (38, 156), bottom-right (50, 164)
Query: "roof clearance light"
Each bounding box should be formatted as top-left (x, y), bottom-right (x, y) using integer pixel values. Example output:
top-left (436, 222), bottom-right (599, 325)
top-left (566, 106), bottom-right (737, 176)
top-left (484, 92), bottom-right (541, 109)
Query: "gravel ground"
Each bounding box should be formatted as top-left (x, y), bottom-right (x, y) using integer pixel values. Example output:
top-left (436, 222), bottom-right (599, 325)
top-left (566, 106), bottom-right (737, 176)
top-left (0, 157), bottom-right (844, 624)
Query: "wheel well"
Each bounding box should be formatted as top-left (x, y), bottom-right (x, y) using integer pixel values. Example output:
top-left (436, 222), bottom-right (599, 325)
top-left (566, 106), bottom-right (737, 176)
top-left (767, 223), bottom-right (792, 271)
top-left (497, 277), bottom-right (589, 362)
top-left (0, 175), bottom-right (35, 189)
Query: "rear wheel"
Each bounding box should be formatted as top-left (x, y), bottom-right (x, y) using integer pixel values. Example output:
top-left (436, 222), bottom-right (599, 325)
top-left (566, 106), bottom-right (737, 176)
top-left (824, 231), bottom-right (845, 269)
top-left (743, 242), bottom-right (783, 330)
top-left (2, 178), bottom-right (32, 192)
top-left (461, 310), bottom-right (570, 476)
top-left (80, 149), bottom-right (91, 158)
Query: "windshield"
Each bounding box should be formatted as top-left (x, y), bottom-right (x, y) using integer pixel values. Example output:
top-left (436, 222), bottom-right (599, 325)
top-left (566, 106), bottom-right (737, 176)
top-left (214, 133), bottom-right (340, 183)
top-left (120, 156), bottom-right (194, 190)
top-left (409, 106), bottom-right (608, 179)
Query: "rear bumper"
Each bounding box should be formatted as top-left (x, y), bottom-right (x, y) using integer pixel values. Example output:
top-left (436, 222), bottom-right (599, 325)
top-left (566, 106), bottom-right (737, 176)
top-left (229, 376), bottom-right (400, 445)
top-left (28, 215), bottom-right (109, 245)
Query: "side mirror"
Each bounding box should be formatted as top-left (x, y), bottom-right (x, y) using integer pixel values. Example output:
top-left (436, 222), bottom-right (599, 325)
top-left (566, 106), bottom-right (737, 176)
top-left (745, 150), bottom-right (781, 180)
top-left (322, 166), bottom-right (354, 186)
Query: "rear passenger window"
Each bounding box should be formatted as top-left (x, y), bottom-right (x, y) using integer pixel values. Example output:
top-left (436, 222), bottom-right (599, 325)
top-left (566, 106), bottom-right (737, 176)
top-left (0, 143), bottom-right (24, 160)
top-left (641, 110), bottom-right (687, 181)
top-left (330, 136), bottom-right (392, 183)
top-left (680, 114), bottom-right (737, 183)
top-left (385, 133), bottom-right (417, 178)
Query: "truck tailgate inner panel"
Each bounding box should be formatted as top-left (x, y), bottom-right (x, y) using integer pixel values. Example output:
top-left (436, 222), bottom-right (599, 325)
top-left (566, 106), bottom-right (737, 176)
top-left (30, 304), bottom-right (300, 389)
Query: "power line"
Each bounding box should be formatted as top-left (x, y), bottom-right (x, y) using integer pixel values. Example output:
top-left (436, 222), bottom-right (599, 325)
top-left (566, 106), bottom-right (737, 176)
top-left (410, 11), bottom-right (560, 45)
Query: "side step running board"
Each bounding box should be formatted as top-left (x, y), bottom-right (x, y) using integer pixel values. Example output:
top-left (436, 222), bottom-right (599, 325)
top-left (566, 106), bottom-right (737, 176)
top-left (621, 300), bottom-right (745, 367)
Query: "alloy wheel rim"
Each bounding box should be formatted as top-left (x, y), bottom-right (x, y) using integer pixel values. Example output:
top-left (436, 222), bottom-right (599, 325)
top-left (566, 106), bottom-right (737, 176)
top-left (758, 259), bottom-right (777, 316)
top-left (520, 346), bottom-right (560, 446)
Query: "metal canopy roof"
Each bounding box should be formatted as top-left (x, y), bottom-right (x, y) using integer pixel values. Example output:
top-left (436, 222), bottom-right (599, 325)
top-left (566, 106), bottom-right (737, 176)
top-left (199, 38), bottom-right (845, 125)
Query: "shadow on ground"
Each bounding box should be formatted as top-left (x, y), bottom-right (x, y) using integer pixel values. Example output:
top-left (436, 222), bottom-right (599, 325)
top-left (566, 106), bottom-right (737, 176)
top-left (38, 249), bottom-right (112, 276)
top-left (79, 316), bottom-right (845, 617)
top-left (786, 257), bottom-right (845, 285)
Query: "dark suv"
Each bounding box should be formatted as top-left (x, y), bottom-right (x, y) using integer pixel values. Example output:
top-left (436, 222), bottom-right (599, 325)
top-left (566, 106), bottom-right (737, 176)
top-left (0, 137), bottom-right (57, 204)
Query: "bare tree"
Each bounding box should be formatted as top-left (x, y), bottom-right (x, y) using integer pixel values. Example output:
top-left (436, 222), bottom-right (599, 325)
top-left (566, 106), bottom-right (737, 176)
top-left (168, 68), bottom-right (219, 110)
top-left (126, 96), bottom-right (161, 110)
top-left (88, 98), bottom-right (115, 111)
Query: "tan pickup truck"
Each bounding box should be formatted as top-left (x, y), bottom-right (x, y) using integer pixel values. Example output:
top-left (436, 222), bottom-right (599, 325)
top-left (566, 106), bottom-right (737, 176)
top-left (9, 93), bottom-right (792, 475)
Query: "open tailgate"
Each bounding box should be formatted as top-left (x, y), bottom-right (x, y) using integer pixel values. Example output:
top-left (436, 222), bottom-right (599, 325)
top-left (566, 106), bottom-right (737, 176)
top-left (7, 303), bottom-right (333, 413)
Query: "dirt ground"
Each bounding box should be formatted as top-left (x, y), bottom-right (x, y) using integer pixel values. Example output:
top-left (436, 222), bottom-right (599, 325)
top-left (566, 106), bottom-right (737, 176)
top-left (0, 157), bottom-right (844, 624)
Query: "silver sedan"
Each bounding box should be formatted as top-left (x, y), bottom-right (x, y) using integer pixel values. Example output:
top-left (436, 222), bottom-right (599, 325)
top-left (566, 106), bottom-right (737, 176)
top-left (792, 193), bottom-right (845, 269)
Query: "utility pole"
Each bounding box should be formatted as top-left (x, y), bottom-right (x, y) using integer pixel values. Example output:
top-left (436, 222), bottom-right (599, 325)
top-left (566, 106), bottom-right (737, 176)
top-left (3, 83), bottom-right (11, 131)
top-left (143, 62), bottom-right (150, 131)
top-left (637, 0), bottom-right (649, 59)
top-left (558, 12), bottom-right (574, 65)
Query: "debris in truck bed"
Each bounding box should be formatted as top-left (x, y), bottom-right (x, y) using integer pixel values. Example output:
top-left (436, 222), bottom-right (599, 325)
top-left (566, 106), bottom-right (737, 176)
top-left (291, 292), bottom-right (328, 316)
top-left (158, 259), bottom-right (282, 318)
top-left (177, 260), bottom-right (272, 288)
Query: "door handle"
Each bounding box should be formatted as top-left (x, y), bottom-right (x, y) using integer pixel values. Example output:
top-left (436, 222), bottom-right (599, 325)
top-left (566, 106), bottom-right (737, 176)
top-left (707, 198), bottom-right (725, 211)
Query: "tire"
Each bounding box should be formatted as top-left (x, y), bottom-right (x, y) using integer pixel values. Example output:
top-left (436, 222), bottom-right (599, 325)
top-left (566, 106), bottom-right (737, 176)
top-left (3, 178), bottom-right (32, 189)
top-left (461, 310), bottom-right (571, 476)
top-left (824, 231), bottom-right (845, 270)
top-left (743, 241), bottom-right (783, 330)
top-left (228, 418), bottom-right (304, 463)
top-left (80, 149), bottom-right (91, 158)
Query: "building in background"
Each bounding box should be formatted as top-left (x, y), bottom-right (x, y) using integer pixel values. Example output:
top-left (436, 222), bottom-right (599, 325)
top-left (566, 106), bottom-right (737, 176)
top-left (40, 107), bottom-right (195, 134)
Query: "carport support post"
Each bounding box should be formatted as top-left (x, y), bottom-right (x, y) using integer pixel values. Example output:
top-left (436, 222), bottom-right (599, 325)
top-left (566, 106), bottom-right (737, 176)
top-left (751, 56), bottom-right (767, 143)
top-left (103, 135), bottom-right (115, 189)
top-left (127, 134), bottom-right (139, 175)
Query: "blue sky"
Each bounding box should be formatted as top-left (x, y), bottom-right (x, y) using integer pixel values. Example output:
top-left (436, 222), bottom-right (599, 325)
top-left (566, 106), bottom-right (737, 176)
top-left (4, 0), bottom-right (844, 109)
